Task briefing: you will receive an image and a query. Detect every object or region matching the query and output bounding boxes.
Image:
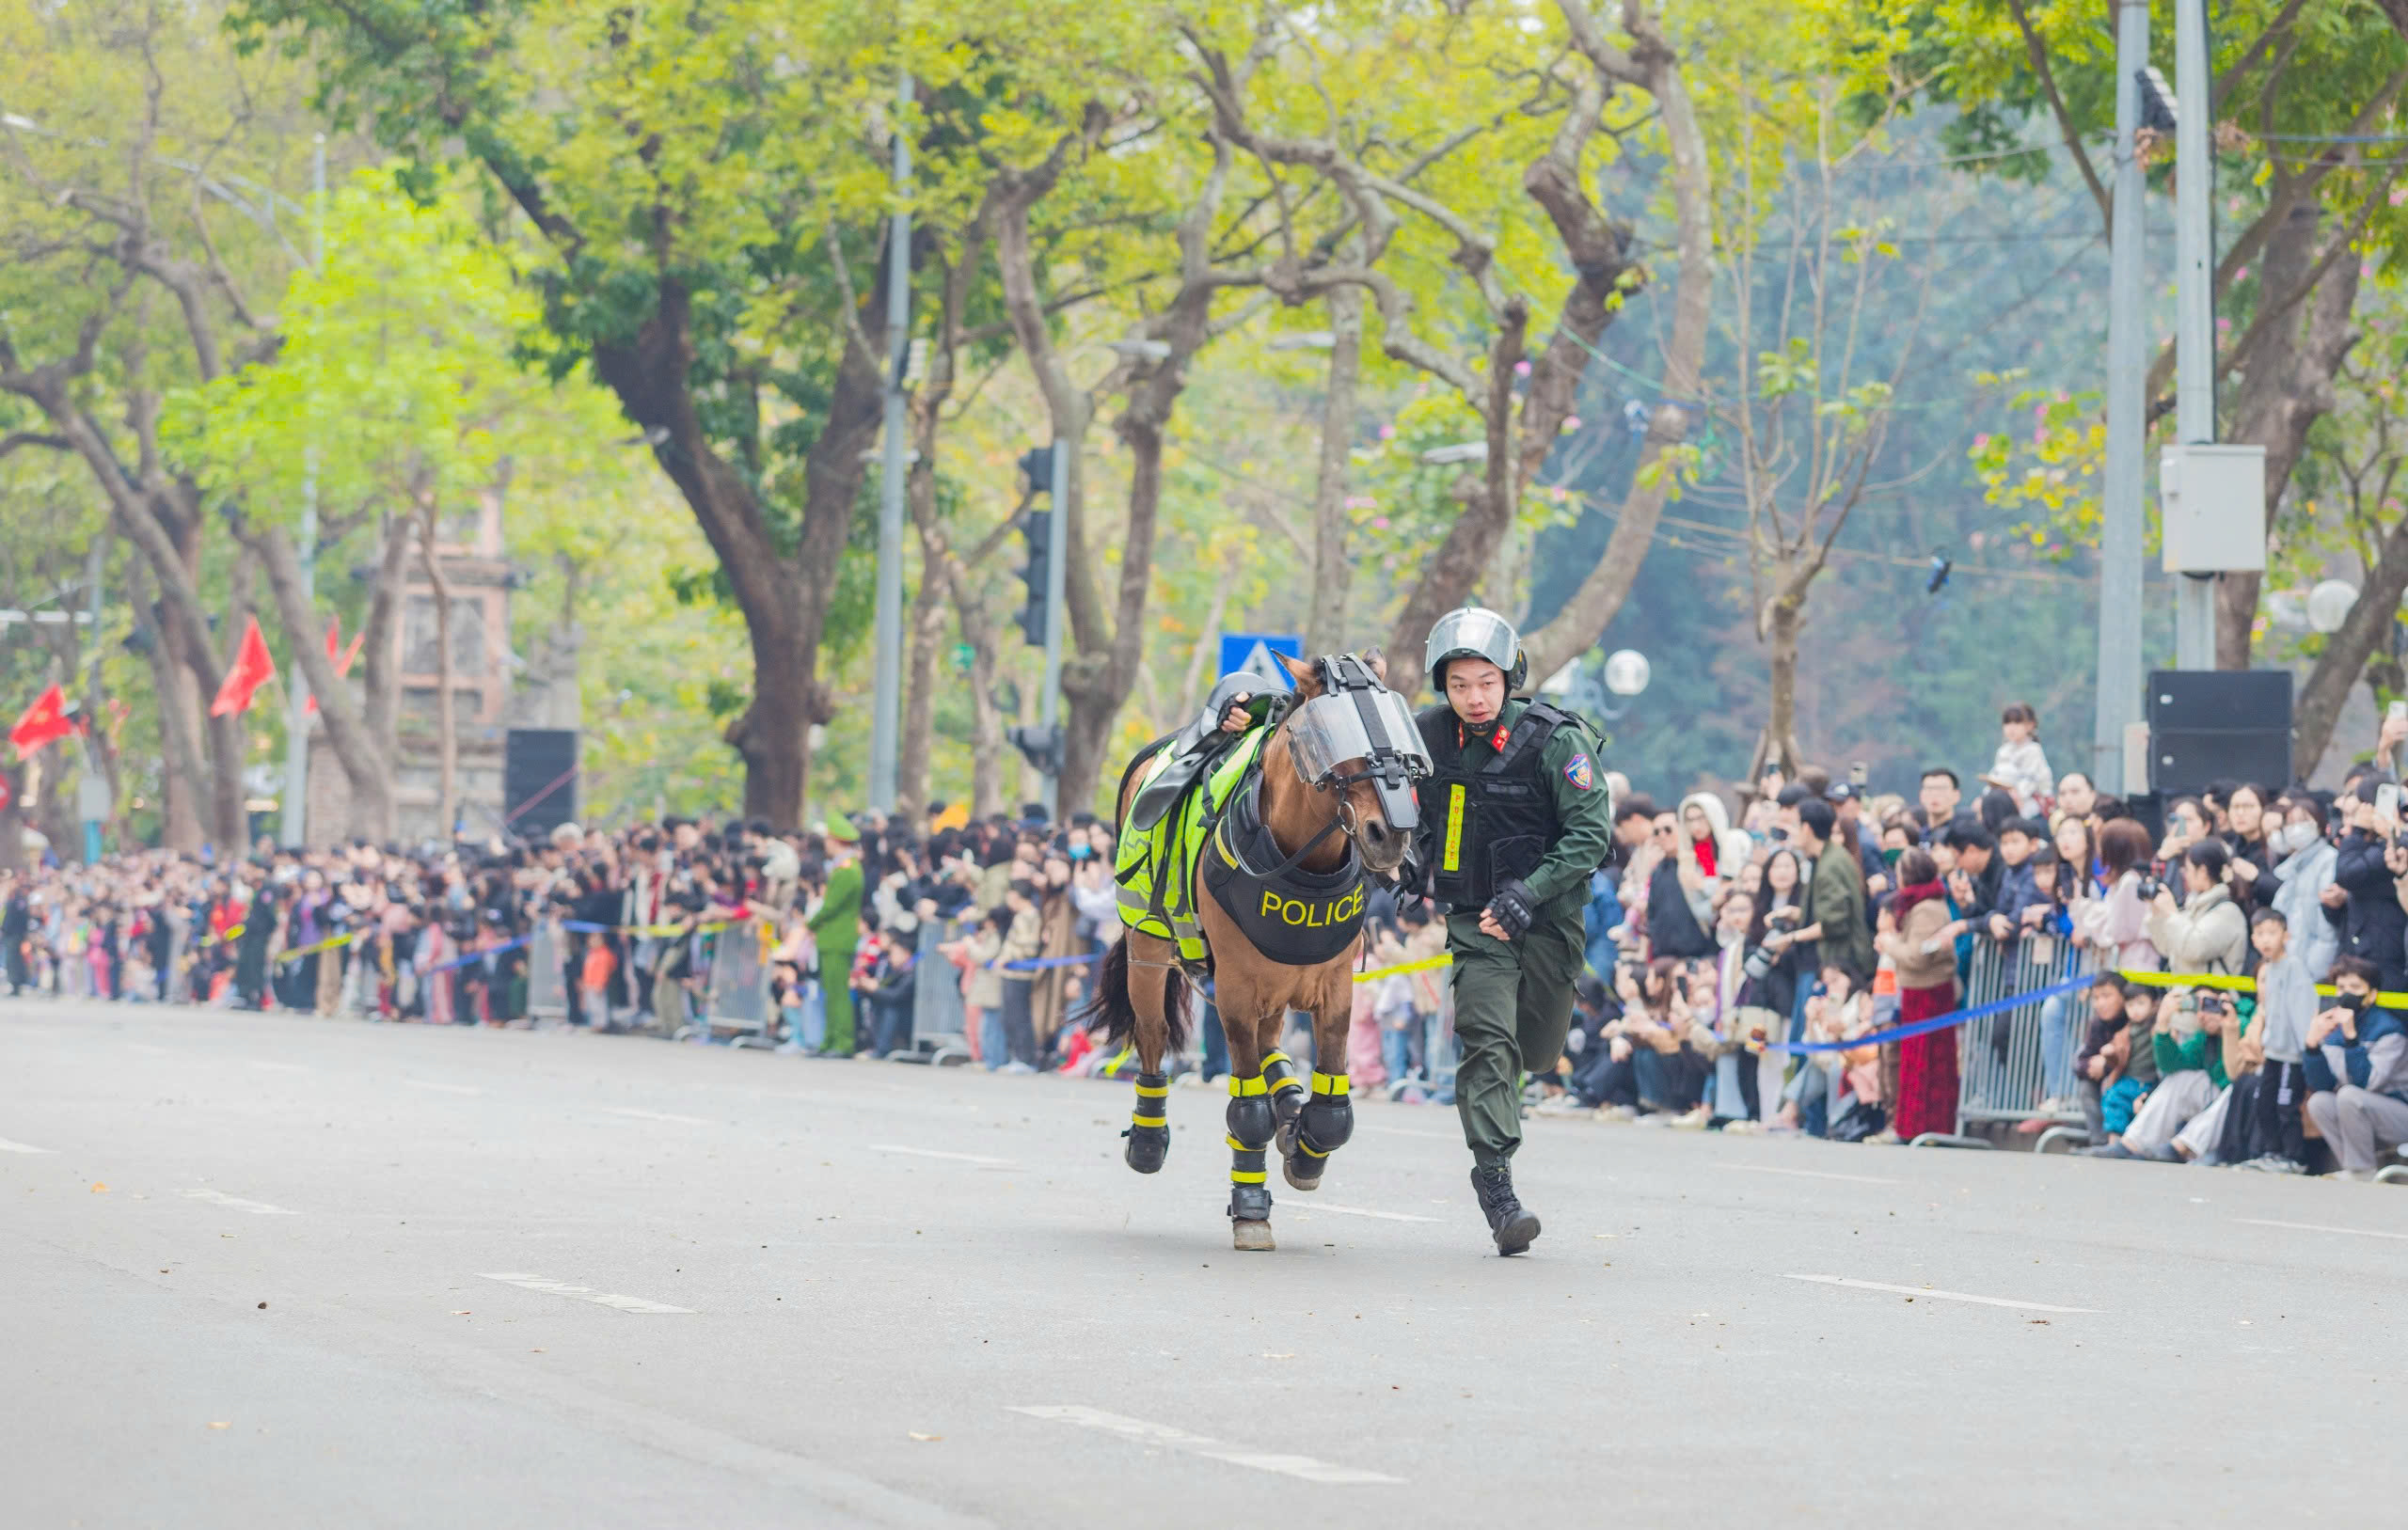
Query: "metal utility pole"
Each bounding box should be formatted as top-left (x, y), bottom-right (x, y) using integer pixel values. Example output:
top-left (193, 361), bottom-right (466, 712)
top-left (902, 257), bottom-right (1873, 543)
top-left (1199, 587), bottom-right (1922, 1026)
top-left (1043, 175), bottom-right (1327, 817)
top-left (2172, 0), bottom-right (2217, 670)
top-left (2094, 0), bottom-right (2150, 795)
top-left (76, 539), bottom-right (108, 864)
top-left (282, 133), bottom-right (325, 848)
top-left (1038, 440), bottom-right (1069, 817)
top-left (867, 75), bottom-right (913, 813)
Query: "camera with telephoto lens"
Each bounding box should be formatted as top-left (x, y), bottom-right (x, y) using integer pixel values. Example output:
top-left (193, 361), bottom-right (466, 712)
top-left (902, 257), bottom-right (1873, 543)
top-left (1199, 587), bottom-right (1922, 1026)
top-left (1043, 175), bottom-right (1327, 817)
top-left (2136, 874), bottom-right (2162, 900)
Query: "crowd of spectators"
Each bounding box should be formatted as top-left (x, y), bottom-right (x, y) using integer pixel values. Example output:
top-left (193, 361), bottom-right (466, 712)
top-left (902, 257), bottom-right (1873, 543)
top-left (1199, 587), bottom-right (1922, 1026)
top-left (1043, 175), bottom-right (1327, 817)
top-left (8, 698), bottom-right (2405, 1182)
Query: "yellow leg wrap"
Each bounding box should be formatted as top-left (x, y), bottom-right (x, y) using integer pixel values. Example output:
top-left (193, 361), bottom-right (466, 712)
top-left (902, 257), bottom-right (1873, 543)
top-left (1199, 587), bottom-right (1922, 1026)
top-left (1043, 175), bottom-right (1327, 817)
top-left (1310, 1071), bottom-right (1351, 1096)
top-left (1132, 1114), bottom-right (1166, 1128)
top-left (1132, 1082), bottom-right (1169, 1098)
top-left (1228, 1073), bottom-right (1268, 1096)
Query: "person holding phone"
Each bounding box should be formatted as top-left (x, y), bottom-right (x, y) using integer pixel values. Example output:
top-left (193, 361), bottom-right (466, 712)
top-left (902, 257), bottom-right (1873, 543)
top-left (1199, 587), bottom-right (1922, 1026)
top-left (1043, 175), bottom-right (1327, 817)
top-left (2303, 955), bottom-right (2408, 1179)
top-left (2322, 778), bottom-right (2408, 995)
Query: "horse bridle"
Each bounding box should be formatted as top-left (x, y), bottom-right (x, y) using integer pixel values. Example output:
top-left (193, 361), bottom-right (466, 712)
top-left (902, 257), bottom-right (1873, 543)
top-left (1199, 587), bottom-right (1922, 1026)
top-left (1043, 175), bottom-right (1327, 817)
top-left (1259, 655), bottom-right (1429, 878)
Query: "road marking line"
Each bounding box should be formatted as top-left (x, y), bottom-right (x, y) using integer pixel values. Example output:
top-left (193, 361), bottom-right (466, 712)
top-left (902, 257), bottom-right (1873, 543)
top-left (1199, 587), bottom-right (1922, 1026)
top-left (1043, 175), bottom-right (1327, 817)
top-left (602, 1107), bottom-right (711, 1126)
top-left (1293, 1202), bottom-right (1441, 1223)
top-left (0, 1137), bottom-right (57, 1155)
top-left (478, 1272), bottom-right (694, 1314)
top-left (183, 1189), bottom-right (299, 1216)
top-left (2233, 1217), bottom-right (2408, 1242)
top-left (870, 1144), bottom-right (1014, 1166)
top-left (1009, 1405), bottom-right (1400, 1484)
top-left (401, 1080), bottom-right (484, 1096)
top-left (1782, 1274), bottom-right (2097, 1314)
top-left (1718, 1163), bottom-right (1899, 1186)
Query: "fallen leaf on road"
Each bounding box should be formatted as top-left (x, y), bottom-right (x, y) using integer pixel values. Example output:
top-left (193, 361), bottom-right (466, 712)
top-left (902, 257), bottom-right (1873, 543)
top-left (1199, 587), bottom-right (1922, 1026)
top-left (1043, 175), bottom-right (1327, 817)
top-left (451, 1310), bottom-right (472, 1316)
top-left (90, 1182), bottom-right (108, 1193)
top-left (1262, 1352), bottom-right (1294, 1360)
top-left (909, 1432), bottom-right (943, 1443)
top-left (207, 1422), bottom-right (230, 1430)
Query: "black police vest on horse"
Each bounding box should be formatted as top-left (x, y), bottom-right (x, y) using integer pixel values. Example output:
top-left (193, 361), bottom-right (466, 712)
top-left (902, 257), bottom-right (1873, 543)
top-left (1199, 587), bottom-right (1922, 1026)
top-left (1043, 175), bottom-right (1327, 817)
top-left (1199, 770), bottom-right (1368, 966)
top-left (1414, 702), bottom-right (1572, 907)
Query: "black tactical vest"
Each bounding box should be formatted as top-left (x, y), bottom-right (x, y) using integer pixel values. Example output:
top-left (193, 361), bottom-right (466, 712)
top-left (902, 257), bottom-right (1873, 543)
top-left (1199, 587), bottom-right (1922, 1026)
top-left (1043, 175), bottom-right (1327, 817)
top-left (1199, 770), bottom-right (1368, 966)
top-left (1415, 702), bottom-right (1575, 908)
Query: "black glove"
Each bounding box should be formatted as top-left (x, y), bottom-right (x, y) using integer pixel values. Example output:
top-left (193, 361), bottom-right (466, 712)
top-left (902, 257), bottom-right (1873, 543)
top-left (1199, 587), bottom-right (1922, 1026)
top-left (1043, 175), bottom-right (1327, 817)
top-left (1485, 878), bottom-right (1538, 940)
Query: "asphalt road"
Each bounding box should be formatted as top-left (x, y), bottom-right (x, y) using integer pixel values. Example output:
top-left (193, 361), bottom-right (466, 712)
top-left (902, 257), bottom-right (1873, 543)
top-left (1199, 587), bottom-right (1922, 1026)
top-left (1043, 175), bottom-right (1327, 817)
top-left (6, 999), bottom-right (2406, 1528)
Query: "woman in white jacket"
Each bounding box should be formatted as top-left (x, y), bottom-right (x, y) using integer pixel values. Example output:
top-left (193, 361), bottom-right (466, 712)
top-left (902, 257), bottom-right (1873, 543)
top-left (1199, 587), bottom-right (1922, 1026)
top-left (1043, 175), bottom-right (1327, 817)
top-left (2268, 797), bottom-right (2337, 979)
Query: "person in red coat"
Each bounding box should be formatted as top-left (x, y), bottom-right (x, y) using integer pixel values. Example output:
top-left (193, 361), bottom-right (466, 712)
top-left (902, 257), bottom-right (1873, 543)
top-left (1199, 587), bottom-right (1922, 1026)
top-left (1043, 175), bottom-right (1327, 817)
top-left (1877, 847), bottom-right (1968, 1142)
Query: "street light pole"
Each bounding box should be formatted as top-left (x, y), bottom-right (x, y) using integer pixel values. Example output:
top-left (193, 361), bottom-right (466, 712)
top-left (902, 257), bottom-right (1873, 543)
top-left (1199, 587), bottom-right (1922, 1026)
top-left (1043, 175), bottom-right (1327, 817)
top-left (2094, 0), bottom-right (2150, 795)
top-left (2172, 0), bottom-right (2218, 670)
top-left (867, 75), bottom-right (913, 813)
top-left (281, 133), bottom-right (325, 848)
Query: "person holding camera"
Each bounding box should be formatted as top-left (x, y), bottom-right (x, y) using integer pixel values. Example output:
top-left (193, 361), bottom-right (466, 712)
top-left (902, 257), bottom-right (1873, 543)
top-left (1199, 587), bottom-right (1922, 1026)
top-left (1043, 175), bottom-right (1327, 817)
top-left (2303, 955), bottom-right (2408, 1179)
top-left (2321, 778), bottom-right (2408, 994)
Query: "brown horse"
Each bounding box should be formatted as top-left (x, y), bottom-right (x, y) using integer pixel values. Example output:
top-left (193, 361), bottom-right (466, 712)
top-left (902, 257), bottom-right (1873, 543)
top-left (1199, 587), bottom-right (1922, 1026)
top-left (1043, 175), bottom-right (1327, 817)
top-left (1090, 649), bottom-right (1412, 1252)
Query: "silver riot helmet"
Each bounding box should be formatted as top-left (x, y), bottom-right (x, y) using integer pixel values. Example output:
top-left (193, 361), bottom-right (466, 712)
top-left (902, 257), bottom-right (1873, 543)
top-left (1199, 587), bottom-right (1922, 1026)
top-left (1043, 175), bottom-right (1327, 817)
top-left (1424, 605), bottom-right (1528, 694)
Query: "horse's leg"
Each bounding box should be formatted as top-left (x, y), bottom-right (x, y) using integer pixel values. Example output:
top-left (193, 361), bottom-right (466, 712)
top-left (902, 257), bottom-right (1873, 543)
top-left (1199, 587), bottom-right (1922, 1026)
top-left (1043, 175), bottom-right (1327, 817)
top-left (1282, 966), bottom-right (1357, 1192)
top-left (1120, 936), bottom-right (1176, 1175)
top-left (1220, 990), bottom-right (1276, 1252)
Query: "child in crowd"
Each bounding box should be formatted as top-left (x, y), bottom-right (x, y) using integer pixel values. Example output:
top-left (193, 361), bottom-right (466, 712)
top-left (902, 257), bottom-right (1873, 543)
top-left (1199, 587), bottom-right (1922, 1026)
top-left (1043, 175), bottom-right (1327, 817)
top-left (1985, 701), bottom-right (2053, 817)
top-left (2228, 907), bottom-right (2312, 1173)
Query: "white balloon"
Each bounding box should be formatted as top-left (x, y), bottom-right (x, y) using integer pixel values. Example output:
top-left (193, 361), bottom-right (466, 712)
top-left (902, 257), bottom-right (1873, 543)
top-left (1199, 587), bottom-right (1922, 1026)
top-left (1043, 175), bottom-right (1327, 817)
top-left (1603, 649), bottom-right (1652, 697)
top-left (2307, 578), bottom-right (2360, 635)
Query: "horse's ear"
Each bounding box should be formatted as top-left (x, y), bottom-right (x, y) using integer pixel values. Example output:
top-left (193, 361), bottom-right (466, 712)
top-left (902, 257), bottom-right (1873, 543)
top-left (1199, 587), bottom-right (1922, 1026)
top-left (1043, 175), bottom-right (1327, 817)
top-left (1360, 646), bottom-right (1387, 685)
top-left (1276, 651), bottom-right (1321, 695)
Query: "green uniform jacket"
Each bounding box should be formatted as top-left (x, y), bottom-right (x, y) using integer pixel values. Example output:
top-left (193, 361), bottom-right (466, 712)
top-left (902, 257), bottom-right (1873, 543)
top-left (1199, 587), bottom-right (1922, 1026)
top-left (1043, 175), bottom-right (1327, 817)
top-left (809, 861), bottom-right (863, 954)
top-left (1428, 697), bottom-right (1618, 920)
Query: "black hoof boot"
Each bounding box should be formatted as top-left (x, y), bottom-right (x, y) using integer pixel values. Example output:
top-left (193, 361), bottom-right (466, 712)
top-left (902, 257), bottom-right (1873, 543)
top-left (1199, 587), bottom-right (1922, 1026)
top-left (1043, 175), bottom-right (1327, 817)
top-left (1123, 1072), bottom-right (1171, 1173)
top-left (1229, 1183), bottom-right (1275, 1252)
top-left (1470, 1165), bottom-right (1541, 1256)
top-left (1122, 1123), bottom-right (1170, 1174)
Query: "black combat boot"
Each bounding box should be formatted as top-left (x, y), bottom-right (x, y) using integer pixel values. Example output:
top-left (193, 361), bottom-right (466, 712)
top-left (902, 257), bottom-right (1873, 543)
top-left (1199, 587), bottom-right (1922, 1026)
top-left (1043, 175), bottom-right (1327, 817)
top-left (1470, 1165), bottom-right (1541, 1255)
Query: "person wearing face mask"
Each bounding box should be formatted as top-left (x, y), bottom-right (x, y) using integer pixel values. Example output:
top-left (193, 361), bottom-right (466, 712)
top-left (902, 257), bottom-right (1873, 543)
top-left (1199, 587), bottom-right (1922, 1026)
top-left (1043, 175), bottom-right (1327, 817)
top-left (2260, 797), bottom-right (2336, 974)
top-left (2321, 779), bottom-right (2408, 994)
top-left (2302, 956), bottom-right (2408, 1179)
top-left (2215, 782), bottom-right (2280, 914)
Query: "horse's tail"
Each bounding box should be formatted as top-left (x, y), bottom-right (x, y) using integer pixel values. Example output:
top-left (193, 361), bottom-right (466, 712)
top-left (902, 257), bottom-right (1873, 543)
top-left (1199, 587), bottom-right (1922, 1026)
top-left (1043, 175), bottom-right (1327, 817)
top-left (1087, 937), bottom-right (1192, 1054)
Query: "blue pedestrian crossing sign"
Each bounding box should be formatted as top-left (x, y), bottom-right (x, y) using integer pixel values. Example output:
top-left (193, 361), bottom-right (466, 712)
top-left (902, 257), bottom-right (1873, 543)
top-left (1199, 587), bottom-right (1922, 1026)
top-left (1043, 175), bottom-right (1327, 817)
top-left (1218, 632), bottom-right (1304, 690)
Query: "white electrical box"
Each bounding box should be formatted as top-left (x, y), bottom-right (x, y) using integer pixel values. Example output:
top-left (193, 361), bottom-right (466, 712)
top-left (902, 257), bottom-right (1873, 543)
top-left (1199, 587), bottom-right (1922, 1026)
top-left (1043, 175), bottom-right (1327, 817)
top-left (2159, 444), bottom-right (2266, 573)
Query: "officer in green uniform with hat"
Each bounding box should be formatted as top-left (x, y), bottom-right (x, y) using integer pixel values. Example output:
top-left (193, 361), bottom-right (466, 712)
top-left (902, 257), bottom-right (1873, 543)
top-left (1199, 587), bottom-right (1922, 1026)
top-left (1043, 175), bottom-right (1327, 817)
top-left (807, 815), bottom-right (865, 1057)
top-left (1413, 606), bottom-right (1615, 1254)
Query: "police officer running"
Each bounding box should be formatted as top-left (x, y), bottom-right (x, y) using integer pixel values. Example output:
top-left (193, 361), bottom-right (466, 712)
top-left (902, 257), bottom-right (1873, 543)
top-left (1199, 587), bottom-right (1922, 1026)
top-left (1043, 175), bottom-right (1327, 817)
top-left (1413, 607), bottom-right (1615, 1254)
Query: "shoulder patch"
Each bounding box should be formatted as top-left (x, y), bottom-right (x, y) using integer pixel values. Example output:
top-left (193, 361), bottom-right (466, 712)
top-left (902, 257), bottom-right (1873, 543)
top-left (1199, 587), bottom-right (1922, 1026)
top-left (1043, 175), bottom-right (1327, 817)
top-left (1563, 753), bottom-right (1595, 791)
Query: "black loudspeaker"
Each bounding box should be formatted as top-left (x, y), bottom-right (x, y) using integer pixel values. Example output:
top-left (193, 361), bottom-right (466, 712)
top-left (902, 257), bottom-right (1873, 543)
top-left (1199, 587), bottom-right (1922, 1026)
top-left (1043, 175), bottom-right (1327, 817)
top-left (504, 729), bottom-right (579, 836)
top-left (2146, 670), bottom-right (2293, 796)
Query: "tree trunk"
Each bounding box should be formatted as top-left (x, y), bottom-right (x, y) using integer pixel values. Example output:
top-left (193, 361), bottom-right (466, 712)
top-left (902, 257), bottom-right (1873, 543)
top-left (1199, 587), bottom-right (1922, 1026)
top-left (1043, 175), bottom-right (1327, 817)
top-left (1522, 5), bottom-right (1714, 682)
top-left (967, 638), bottom-right (1006, 818)
top-left (2293, 516), bottom-right (2408, 777)
top-left (1757, 591), bottom-right (1805, 778)
top-left (898, 571), bottom-right (945, 823)
top-left (243, 518), bottom-right (397, 838)
top-left (1304, 284), bottom-right (1363, 656)
top-left (360, 511), bottom-right (414, 766)
top-left (584, 275), bottom-right (880, 827)
top-left (418, 509), bottom-right (458, 841)
top-left (2219, 203), bottom-right (2365, 668)
top-left (128, 562), bottom-right (207, 853)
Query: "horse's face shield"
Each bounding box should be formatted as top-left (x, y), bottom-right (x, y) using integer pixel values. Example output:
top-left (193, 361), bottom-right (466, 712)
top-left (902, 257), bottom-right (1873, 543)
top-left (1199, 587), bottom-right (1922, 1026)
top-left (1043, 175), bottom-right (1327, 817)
top-left (1286, 689), bottom-right (1430, 830)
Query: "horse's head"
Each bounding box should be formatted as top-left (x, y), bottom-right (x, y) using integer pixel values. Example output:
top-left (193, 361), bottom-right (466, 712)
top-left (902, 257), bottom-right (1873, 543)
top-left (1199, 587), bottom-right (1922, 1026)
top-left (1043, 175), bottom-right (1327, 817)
top-left (1275, 647), bottom-right (1424, 877)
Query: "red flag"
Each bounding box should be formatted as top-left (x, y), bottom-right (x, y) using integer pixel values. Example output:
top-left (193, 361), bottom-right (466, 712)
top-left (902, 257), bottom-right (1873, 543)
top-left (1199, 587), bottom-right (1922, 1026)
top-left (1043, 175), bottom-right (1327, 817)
top-left (305, 617), bottom-right (366, 716)
top-left (209, 616), bottom-right (277, 718)
top-left (9, 685), bottom-right (72, 760)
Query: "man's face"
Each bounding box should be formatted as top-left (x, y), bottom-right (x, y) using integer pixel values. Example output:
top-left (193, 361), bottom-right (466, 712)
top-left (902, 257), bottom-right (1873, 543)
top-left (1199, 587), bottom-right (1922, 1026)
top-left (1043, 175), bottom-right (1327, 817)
top-left (1444, 657), bottom-right (1507, 728)
top-left (1774, 802), bottom-right (1801, 839)
top-left (2089, 984), bottom-right (2125, 1021)
top-left (1651, 814), bottom-right (1681, 854)
top-left (1614, 814), bottom-right (1652, 849)
top-left (1956, 842), bottom-right (1992, 874)
top-left (2252, 919), bottom-right (2287, 964)
top-left (1998, 829), bottom-right (2031, 866)
top-left (1920, 774), bottom-right (1959, 822)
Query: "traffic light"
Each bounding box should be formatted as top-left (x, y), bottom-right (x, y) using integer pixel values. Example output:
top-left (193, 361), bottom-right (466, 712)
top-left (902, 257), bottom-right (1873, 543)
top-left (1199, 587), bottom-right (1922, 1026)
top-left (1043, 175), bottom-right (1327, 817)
top-left (1018, 446), bottom-right (1054, 493)
top-left (1007, 723), bottom-right (1064, 778)
top-left (1014, 508), bottom-right (1050, 647)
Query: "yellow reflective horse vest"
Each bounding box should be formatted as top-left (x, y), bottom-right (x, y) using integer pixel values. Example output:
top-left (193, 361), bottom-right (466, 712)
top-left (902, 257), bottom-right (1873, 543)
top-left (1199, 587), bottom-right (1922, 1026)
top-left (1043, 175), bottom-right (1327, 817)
top-left (1115, 729), bottom-right (1271, 963)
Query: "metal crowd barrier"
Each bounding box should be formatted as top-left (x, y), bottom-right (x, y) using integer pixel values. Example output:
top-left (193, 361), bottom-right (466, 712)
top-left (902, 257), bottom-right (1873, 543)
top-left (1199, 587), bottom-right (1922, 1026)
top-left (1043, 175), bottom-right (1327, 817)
top-left (1946, 934), bottom-right (2095, 1142)
top-left (526, 919), bottom-right (567, 1022)
top-left (896, 918), bottom-right (972, 1066)
top-left (686, 921), bottom-right (775, 1047)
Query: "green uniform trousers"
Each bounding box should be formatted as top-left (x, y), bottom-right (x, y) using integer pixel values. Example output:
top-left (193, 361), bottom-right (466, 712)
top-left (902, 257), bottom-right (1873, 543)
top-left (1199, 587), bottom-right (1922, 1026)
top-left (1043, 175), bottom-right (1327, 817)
top-left (816, 945), bottom-right (856, 1055)
top-left (1446, 907), bottom-right (1583, 1170)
